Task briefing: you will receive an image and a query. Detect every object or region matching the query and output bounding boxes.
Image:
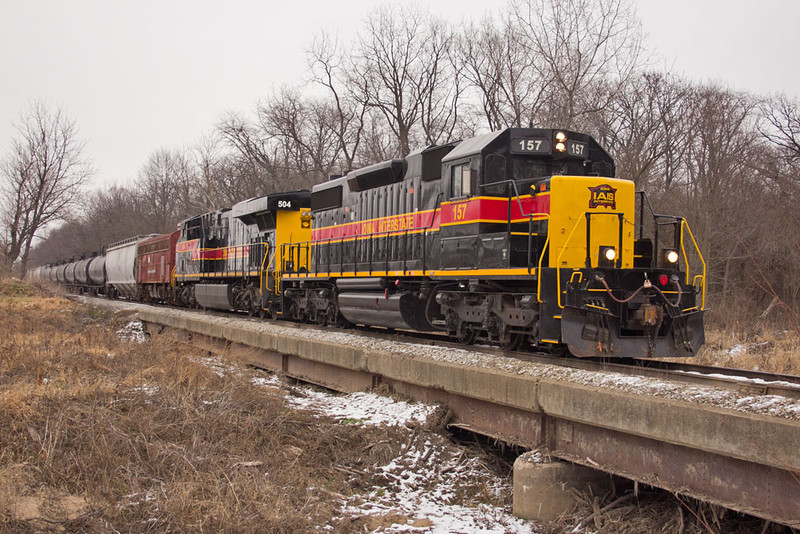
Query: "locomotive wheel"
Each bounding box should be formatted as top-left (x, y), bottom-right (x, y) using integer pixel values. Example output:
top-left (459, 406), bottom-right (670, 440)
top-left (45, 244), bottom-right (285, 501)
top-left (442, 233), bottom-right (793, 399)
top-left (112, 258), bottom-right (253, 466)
top-left (325, 305), bottom-right (338, 327)
top-left (455, 325), bottom-right (476, 345)
top-left (315, 306), bottom-right (328, 326)
top-left (501, 333), bottom-right (525, 351)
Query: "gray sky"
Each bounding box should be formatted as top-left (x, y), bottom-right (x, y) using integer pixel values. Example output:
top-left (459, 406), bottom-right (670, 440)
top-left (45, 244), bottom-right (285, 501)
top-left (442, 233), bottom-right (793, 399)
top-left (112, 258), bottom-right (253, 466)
top-left (1, 0), bottom-right (798, 191)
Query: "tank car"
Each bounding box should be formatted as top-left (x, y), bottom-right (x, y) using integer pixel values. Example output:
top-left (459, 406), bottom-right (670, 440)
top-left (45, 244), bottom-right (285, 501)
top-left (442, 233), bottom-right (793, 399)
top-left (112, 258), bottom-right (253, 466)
top-left (281, 127), bottom-right (706, 358)
top-left (72, 257), bottom-right (91, 293)
top-left (85, 255), bottom-right (106, 296)
top-left (173, 191), bottom-right (311, 315)
top-left (55, 263), bottom-right (69, 285)
top-left (65, 260), bottom-right (80, 291)
top-left (46, 265), bottom-right (58, 284)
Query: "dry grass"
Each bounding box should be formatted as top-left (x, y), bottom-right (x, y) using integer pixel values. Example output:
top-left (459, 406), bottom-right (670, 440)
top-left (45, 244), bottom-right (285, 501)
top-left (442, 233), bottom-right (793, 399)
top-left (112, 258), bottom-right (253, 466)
top-left (551, 487), bottom-right (783, 534)
top-left (3, 279), bottom-right (789, 533)
top-left (1, 280), bottom-right (514, 533)
top-left (697, 327), bottom-right (800, 375)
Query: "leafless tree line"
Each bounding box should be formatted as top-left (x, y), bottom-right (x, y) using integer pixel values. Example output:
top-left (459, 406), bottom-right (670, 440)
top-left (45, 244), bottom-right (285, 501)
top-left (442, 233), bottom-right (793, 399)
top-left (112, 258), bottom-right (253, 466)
top-left (7, 0), bottom-right (800, 327)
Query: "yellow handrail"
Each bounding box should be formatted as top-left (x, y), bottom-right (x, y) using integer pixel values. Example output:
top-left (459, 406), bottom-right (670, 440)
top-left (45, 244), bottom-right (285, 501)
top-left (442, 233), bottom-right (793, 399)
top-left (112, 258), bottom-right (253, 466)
top-left (555, 217), bottom-right (587, 308)
top-left (535, 214), bottom-right (551, 303)
top-left (680, 220), bottom-right (706, 310)
top-left (258, 242), bottom-right (269, 296)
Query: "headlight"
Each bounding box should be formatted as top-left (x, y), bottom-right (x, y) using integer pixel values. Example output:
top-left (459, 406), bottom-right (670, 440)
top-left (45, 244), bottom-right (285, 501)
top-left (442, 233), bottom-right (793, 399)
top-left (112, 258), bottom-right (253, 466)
top-left (661, 249), bottom-right (679, 266)
top-left (555, 131), bottom-right (567, 142)
top-left (599, 246), bottom-right (617, 267)
top-left (555, 142), bottom-right (566, 152)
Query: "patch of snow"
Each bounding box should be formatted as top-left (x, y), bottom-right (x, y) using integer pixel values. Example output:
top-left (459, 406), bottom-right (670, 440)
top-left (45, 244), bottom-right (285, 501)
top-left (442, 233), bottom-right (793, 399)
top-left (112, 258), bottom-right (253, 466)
top-left (199, 355), bottom-right (237, 377)
top-left (131, 384), bottom-right (158, 396)
top-left (286, 389), bottom-right (435, 428)
top-left (339, 435), bottom-right (537, 533)
top-left (117, 320), bottom-right (147, 343)
top-left (727, 344), bottom-right (746, 356)
top-left (677, 370), bottom-right (800, 390)
top-left (251, 374), bottom-right (282, 389)
top-left (249, 374), bottom-right (539, 532)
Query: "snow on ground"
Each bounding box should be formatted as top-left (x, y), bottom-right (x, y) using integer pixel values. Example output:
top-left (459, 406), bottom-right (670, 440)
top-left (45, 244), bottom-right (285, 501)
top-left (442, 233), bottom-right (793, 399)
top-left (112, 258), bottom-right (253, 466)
top-left (286, 389), bottom-right (436, 428)
top-left (116, 319), bottom-right (147, 343)
top-left (338, 439), bottom-right (536, 534)
top-left (252, 377), bottom-right (539, 534)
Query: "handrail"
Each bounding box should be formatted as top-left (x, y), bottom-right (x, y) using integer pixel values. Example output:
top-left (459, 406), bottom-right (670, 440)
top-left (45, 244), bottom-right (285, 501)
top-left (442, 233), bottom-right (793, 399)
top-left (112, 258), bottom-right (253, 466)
top-left (259, 242), bottom-right (270, 297)
top-left (534, 214), bottom-right (551, 303)
top-left (285, 192), bottom-right (444, 277)
top-left (680, 219), bottom-right (707, 310)
top-left (555, 217), bottom-right (587, 308)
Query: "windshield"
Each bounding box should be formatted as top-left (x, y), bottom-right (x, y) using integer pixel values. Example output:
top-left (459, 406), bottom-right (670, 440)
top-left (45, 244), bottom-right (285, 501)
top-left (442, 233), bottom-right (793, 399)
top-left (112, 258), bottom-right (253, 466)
top-left (511, 157), bottom-right (587, 181)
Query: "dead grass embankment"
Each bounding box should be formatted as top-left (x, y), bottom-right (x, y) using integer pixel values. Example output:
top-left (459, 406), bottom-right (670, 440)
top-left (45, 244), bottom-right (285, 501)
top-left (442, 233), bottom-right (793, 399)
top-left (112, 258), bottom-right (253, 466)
top-left (0, 281), bottom-right (481, 533)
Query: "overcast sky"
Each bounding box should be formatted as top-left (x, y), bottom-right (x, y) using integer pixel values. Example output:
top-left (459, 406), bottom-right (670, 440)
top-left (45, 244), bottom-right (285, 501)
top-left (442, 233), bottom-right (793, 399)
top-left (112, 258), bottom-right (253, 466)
top-left (1, 0), bottom-right (798, 191)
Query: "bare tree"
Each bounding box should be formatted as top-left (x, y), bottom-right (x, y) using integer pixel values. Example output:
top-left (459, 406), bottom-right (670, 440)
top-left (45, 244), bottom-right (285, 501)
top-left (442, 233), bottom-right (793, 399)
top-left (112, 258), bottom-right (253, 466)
top-left (459, 14), bottom-right (550, 130)
top-left (194, 133), bottom-right (249, 210)
top-left (308, 33), bottom-right (367, 170)
top-left (674, 86), bottom-right (761, 306)
top-left (591, 72), bottom-right (691, 189)
top-left (760, 94), bottom-right (800, 161)
top-left (511, 0), bottom-right (645, 129)
top-left (135, 148), bottom-right (197, 233)
top-left (416, 19), bottom-right (464, 146)
top-left (217, 112), bottom-right (282, 192)
top-left (258, 87), bottom-right (347, 185)
top-left (0, 102), bottom-right (91, 276)
top-left (347, 5), bottom-right (456, 156)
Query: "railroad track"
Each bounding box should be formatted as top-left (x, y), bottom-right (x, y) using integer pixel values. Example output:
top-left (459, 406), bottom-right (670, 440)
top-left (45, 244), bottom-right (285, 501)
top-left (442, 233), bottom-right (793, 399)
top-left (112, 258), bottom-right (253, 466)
top-left (78, 294), bottom-right (800, 402)
top-left (300, 321), bottom-right (800, 401)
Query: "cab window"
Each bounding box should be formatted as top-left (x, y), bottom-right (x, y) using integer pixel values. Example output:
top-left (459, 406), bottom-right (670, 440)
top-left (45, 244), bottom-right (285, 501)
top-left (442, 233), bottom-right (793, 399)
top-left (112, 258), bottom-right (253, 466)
top-left (451, 164), bottom-right (471, 198)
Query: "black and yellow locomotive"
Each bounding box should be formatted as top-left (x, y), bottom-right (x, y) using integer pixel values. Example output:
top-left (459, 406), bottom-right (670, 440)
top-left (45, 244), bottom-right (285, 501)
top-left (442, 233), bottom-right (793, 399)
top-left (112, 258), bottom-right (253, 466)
top-left (279, 128), bottom-right (706, 358)
top-left (173, 191), bottom-right (312, 315)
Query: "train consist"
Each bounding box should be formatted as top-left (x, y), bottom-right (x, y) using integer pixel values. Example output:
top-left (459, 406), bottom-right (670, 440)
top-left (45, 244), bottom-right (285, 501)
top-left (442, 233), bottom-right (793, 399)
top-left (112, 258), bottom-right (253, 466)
top-left (32, 128), bottom-right (707, 358)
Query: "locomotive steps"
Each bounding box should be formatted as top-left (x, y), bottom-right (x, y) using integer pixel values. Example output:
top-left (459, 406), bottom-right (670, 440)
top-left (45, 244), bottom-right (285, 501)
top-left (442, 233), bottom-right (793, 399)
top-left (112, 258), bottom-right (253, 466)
top-left (133, 304), bottom-right (800, 528)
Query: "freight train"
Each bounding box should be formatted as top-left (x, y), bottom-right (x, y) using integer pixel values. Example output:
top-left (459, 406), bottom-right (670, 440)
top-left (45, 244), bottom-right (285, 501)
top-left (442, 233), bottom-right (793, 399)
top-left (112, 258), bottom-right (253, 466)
top-left (32, 127), bottom-right (706, 358)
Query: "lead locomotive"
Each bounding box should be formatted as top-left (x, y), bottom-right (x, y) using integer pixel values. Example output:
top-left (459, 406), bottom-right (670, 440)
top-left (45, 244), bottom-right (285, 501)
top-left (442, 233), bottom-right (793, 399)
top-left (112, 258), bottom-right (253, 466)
top-left (280, 128), bottom-right (706, 358)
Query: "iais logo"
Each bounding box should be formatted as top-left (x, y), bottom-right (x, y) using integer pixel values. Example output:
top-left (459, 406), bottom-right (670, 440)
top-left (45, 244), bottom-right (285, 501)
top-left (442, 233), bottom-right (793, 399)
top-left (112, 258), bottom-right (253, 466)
top-left (587, 184), bottom-right (617, 209)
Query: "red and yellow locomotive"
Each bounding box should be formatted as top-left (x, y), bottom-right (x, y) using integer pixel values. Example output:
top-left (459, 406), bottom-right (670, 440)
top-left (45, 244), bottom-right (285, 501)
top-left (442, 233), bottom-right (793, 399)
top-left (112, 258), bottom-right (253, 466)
top-left (280, 128), bottom-right (706, 358)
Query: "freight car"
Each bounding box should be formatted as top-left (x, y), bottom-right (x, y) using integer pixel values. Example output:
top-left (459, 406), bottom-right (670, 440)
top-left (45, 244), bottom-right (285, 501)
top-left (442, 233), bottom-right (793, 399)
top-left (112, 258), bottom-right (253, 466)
top-left (136, 231), bottom-right (179, 303)
top-left (30, 255), bottom-right (103, 296)
top-left (105, 235), bottom-right (157, 299)
top-left (85, 255), bottom-right (106, 295)
top-left (280, 128), bottom-right (706, 358)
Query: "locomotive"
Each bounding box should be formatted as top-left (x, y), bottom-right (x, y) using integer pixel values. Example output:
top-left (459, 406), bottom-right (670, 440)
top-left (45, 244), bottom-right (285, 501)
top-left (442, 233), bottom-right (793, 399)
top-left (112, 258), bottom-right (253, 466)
top-left (35, 127), bottom-right (706, 359)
